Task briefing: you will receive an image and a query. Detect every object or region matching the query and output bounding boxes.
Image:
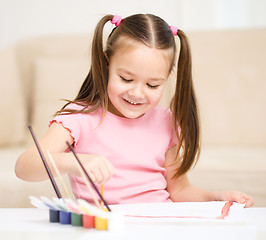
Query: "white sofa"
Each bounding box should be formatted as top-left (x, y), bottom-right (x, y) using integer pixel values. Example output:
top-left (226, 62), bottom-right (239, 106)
top-left (0, 29), bottom-right (265, 207)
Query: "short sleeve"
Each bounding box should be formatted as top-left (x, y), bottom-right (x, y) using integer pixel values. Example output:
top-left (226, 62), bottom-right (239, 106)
top-left (49, 104), bottom-right (84, 147)
top-left (49, 114), bottom-right (81, 147)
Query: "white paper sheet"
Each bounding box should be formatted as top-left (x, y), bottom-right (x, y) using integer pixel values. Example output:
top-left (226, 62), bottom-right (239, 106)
top-left (110, 201), bottom-right (246, 223)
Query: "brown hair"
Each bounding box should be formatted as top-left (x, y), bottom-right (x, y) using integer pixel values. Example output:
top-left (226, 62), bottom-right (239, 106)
top-left (57, 14), bottom-right (200, 178)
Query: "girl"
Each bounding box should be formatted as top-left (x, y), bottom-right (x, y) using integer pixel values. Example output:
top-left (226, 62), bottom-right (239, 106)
top-left (15, 14), bottom-right (253, 207)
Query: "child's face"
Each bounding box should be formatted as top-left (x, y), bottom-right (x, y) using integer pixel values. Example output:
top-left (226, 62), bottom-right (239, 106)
top-left (107, 41), bottom-right (172, 119)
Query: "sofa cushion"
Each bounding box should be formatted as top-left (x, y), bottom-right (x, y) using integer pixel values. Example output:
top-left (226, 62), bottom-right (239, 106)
top-left (0, 47), bottom-right (27, 146)
top-left (15, 35), bottom-right (92, 137)
top-left (188, 29), bottom-right (266, 148)
top-left (188, 148), bottom-right (266, 207)
top-left (31, 57), bottom-right (89, 137)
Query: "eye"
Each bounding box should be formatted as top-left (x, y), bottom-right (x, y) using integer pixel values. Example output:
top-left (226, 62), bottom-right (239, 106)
top-left (120, 76), bottom-right (133, 83)
top-left (147, 83), bottom-right (159, 89)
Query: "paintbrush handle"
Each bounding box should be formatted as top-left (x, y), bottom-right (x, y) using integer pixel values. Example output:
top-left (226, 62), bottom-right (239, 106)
top-left (47, 150), bottom-right (73, 200)
top-left (66, 142), bottom-right (111, 212)
top-left (28, 125), bottom-right (62, 199)
top-left (72, 159), bottom-right (101, 208)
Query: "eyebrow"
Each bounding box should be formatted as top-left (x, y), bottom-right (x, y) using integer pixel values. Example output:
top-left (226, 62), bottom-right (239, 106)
top-left (117, 68), bottom-right (165, 81)
top-left (118, 69), bottom-right (135, 76)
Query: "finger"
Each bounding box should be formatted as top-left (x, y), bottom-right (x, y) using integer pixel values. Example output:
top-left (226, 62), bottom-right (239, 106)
top-left (103, 162), bottom-right (115, 181)
top-left (234, 195), bottom-right (247, 205)
top-left (244, 197), bottom-right (254, 208)
top-left (244, 201), bottom-right (254, 208)
top-left (232, 192), bottom-right (254, 207)
top-left (104, 161), bottom-right (115, 177)
top-left (91, 168), bottom-right (103, 184)
top-left (88, 171), bottom-right (96, 182)
top-left (98, 169), bottom-right (109, 184)
top-left (93, 161), bottom-right (114, 184)
top-left (97, 168), bottom-right (112, 184)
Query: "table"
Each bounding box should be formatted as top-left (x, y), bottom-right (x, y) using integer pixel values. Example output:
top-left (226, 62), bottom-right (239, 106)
top-left (0, 207), bottom-right (266, 240)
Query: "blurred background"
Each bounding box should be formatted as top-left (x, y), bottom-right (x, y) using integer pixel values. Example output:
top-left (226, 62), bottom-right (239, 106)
top-left (1, 0), bottom-right (266, 49)
top-left (0, 0), bottom-right (265, 207)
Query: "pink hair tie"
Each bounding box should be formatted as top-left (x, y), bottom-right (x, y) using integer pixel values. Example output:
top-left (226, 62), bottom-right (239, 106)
top-left (111, 15), bottom-right (122, 27)
top-left (169, 25), bottom-right (178, 36)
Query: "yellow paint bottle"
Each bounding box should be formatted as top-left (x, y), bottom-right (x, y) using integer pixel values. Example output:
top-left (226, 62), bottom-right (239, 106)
top-left (95, 208), bottom-right (108, 230)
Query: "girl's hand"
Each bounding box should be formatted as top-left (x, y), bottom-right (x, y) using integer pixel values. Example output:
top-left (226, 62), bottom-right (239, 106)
top-left (214, 191), bottom-right (254, 208)
top-left (70, 154), bottom-right (115, 184)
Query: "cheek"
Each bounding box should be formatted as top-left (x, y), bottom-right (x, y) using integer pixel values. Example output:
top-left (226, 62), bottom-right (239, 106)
top-left (148, 88), bottom-right (165, 104)
top-left (107, 81), bottom-right (115, 100)
top-left (107, 77), bottom-right (123, 99)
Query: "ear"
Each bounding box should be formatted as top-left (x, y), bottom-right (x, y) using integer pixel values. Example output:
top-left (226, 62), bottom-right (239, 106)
top-left (166, 69), bottom-right (173, 81)
top-left (167, 71), bottom-right (171, 80)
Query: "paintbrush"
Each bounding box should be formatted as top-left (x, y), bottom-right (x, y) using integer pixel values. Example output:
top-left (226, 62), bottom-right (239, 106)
top-left (72, 153), bottom-right (102, 208)
top-left (47, 150), bottom-right (73, 200)
top-left (28, 125), bottom-right (62, 199)
top-left (66, 141), bottom-right (111, 212)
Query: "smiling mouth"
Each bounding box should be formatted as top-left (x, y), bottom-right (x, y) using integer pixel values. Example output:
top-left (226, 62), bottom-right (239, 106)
top-left (124, 98), bottom-right (142, 105)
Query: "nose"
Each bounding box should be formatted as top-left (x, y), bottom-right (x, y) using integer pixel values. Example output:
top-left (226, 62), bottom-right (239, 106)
top-left (128, 83), bottom-right (145, 99)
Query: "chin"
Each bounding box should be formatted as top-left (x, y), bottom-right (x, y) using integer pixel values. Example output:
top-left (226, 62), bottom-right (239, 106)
top-left (112, 100), bottom-right (150, 119)
top-left (120, 110), bottom-right (146, 119)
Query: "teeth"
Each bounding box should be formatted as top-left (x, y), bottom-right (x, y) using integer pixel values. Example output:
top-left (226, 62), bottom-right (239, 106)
top-left (129, 101), bottom-right (137, 105)
top-left (126, 99), bottom-right (138, 105)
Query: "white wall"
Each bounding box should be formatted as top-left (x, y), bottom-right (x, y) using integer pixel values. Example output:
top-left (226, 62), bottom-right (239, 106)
top-left (0, 0), bottom-right (181, 49)
top-left (0, 0), bottom-right (266, 49)
top-left (180, 0), bottom-right (266, 30)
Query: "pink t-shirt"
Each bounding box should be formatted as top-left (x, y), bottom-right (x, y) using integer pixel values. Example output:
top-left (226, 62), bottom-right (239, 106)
top-left (50, 104), bottom-right (178, 204)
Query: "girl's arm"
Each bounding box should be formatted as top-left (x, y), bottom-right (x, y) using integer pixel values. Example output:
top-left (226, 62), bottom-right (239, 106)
top-left (164, 145), bottom-right (254, 207)
top-left (15, 122), bottom-right (114, 184)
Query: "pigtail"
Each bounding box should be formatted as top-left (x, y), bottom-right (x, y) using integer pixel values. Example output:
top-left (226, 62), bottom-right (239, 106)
top-left (170, 29), bottom-right (200, 178)
top-left (56, 15), bottom-right (114, 116)
top-left (89, 15), bottom-right (114, 114)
